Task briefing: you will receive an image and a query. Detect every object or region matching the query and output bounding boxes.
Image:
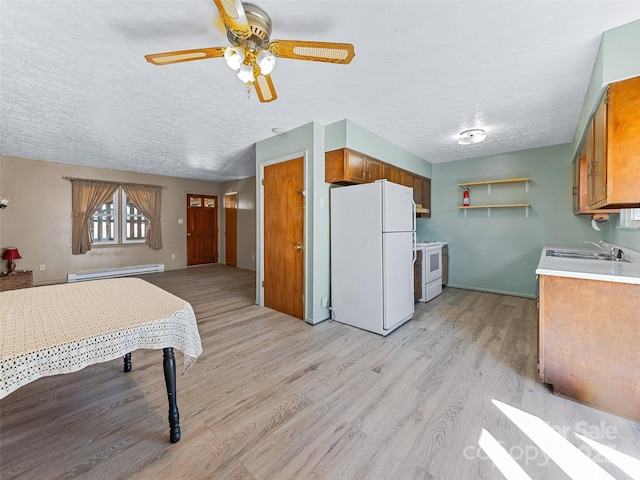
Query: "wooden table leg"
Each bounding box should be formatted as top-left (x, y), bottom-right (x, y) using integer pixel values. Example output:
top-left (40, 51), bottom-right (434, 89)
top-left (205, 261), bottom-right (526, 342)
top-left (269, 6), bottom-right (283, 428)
top-left (163, 347), bottom-right (181, 443)
top-left (123, 352), bottom-right (132, 372)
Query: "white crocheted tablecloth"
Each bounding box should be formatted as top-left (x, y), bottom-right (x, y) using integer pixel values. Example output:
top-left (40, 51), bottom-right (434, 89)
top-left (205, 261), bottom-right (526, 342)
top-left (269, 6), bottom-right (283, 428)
top-left (0, 278), bottom-right (203, 399)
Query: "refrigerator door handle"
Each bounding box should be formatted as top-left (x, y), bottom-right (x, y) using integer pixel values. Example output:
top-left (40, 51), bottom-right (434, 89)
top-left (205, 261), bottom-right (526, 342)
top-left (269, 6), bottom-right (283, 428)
top-left (411, 198), bottom-right (416, 265)
top-left (411, 198), bottom-right (416, 232)
top-left (412, 232), bottom-right (417, 264)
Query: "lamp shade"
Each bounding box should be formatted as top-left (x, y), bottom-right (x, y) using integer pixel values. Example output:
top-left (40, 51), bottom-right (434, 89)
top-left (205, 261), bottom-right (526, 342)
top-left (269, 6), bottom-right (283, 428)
top-left (256, 50), bottom-right (276, 75)
top-left (237, 63), bottom-right (255, 83)
top-left (3, 248), bottom-right (21, 260)
top-left (223, 47), bottom-right (245, 71)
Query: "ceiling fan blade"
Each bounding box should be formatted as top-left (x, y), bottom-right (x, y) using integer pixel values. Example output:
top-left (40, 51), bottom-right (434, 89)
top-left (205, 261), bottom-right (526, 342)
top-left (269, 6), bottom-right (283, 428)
top-left (255, 74), bottom-right (277, 103)
top-left (267, 40), bottom-right (355, 64)
top-left (213, 0), bottom-right (250, 39)
top-left (145, 47), bottom-right (226, 65)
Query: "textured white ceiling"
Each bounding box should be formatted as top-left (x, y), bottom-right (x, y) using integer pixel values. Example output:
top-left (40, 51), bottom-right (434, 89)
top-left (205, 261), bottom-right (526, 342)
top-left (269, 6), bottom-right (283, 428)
top-left (1, 1), bottom-right (639, 181)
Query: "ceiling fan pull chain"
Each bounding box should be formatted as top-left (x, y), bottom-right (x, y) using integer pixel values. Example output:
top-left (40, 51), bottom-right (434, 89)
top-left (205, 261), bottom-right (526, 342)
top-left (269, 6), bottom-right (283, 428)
top-left (247, 83), bottom-right (251, 99)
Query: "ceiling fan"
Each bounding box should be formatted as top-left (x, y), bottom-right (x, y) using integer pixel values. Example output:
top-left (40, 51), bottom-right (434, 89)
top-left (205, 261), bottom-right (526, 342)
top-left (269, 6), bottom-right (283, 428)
top-left (145, 0), bottom-right (355, 103)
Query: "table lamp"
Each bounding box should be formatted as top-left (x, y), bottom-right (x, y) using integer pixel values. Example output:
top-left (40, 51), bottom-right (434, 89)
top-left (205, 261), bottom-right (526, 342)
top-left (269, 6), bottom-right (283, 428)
top-left (3, 248), bottom-right (21, 274)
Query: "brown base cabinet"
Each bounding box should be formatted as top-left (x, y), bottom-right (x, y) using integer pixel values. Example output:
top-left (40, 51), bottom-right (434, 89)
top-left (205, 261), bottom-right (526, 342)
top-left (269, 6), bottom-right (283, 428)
top-left (538, 274), bottom-right (639, 422)
top-left (414, 249), bottom-right (423, 302)
top-left (442, 245), bottom-right (448, 286)
top-left (326, 148), bottom-right (431, 217)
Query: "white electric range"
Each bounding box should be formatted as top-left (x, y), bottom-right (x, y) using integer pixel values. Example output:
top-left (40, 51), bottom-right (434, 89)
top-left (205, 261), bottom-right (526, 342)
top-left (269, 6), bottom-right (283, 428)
top-left (415, 241), bottom-right (443, 302)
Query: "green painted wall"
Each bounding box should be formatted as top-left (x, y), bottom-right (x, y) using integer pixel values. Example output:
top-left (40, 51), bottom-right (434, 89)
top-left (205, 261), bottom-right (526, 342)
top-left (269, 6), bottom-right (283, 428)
top-left (417, 144), bottom-right (603, 298)
top-left (256, 119), bottom-right (433, 324)
top-left (572, 19), bottom-right (640, 156)
top-left (606, 222), bottom-right (640, 251)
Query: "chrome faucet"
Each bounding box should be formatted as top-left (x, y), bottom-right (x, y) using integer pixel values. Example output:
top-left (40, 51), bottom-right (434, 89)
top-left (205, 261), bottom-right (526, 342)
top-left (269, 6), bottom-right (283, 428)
top-left (611, 246), bottom-right (625, 259)
top-left (585, 240), bottom-right (625, 260)
top-left (584, 240), bottom-right (609, 253)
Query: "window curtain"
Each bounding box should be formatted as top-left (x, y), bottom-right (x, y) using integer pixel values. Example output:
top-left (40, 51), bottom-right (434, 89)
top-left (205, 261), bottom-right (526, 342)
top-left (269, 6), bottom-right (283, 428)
top-left (123, 185), bottom-right (163, 250)
top-left (71, 180), bottom-right (118, 255)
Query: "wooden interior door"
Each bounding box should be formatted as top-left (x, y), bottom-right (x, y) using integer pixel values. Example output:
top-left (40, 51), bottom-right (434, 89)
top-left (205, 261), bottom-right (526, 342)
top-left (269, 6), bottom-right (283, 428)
top-left (225, 193), bottom-right (238, 267)
top-left (187, 194), bottom-right (218, 266)
top-left (263, 157), bottom-right (304, 320)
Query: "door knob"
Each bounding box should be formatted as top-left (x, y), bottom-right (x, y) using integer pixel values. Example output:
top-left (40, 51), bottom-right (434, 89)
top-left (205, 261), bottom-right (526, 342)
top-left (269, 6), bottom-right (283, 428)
top-left (295, 244), bottom-right (303, 250)
top-left (187, 233), bottom-right (191, 236)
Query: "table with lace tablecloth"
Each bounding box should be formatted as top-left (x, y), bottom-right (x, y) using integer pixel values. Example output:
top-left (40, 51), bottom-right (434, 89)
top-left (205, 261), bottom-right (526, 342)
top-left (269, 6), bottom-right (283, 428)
top-left (0, 277), bottom-right (203, 443)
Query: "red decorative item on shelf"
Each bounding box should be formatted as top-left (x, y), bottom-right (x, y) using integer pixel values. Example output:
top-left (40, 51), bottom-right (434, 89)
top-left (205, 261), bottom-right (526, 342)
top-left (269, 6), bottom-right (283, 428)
top-left (463, 187), bottom-right (470, 207)
top-left (3, 248), bottom-right (22, 274)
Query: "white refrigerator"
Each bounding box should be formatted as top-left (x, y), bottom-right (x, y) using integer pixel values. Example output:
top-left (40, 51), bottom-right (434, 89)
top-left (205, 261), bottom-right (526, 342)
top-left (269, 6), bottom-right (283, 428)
top-left (330, 180), bottom-right (416, 336)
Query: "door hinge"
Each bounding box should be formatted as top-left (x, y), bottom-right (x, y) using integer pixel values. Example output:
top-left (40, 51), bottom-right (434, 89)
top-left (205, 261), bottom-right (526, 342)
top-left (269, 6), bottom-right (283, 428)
top-left (261, 178), bottom-right (264, 186)
top-left (261, 280), bottom-right (264, 287)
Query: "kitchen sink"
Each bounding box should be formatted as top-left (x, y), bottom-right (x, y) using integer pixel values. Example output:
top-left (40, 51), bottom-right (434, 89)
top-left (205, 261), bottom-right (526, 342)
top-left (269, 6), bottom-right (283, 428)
top-left (545, 249), bottom-right (630, 262)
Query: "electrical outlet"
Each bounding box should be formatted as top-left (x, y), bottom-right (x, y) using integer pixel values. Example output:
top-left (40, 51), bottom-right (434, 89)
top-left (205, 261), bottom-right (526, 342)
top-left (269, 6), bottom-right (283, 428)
top-left (178, 219), bottom-right (184, 224)
top-left (171, 254), bottom-right (176, 259)
top-left (251, 254), bottom-right (255, 260)
top-left (321, 296), bottom-right (329, 308)
top-left (40, 264), bottom-right (46, 271)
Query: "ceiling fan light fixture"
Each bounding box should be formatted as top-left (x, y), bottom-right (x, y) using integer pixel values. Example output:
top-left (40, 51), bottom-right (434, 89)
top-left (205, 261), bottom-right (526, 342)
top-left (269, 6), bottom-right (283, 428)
top-left (458, 128), bottom-right (487, 145)
top-left (237, 63), bottom-right (255, 83)
top-left (256, 50), bottom-right (277, 75)
top-left (224, 46), bottom-right (245, 70)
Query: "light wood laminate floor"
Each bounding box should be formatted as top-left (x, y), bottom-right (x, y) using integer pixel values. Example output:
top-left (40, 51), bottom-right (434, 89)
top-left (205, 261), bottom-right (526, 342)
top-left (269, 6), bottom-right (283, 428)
top-left (1, 267), bottom-right (639, 479)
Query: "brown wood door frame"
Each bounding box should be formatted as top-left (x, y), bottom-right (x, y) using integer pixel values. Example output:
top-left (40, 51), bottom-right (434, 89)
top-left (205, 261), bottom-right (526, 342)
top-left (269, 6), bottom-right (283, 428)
top-left (224, 192), bottom-right (238, 267)
top-left (259, 155), bottom-right (306, 320)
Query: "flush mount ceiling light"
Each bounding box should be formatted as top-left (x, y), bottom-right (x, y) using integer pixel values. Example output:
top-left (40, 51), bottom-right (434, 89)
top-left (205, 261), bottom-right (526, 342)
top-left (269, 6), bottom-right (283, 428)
top-left (458, 129), bottom-right (487, 145)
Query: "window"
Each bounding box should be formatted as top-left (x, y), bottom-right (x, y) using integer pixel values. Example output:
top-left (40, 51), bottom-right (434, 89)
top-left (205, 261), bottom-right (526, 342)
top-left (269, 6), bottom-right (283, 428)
top-left (123, 193), bottom-right (146, 242)
top-left (91, 188), bottom-right (147, 244)
top-left (91, 193), bottom-right (117, 244)
top-left (619, 208), bottom-right (640, 229)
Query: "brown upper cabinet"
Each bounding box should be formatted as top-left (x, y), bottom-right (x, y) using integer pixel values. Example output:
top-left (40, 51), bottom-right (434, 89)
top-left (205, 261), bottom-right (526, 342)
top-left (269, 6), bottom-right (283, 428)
top-left (325, 148), bottom-right (431, 217)
top-left (420, 178), bottom-right (431, 218)
top-left (584, 76), bottom-right (640, 209)
top-left (325, 148), bottom-right (367, 184)
top-left (366, 157), bottom-right (384, 182)
top-left (382, 163), bottom-right (403, 185)
top-left (572, 121), bottom-right (619, 215)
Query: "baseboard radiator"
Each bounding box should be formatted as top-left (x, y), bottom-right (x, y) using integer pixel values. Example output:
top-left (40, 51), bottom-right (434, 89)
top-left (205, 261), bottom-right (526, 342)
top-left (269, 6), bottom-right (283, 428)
top-left (67, 263), bottom-right (165, 283)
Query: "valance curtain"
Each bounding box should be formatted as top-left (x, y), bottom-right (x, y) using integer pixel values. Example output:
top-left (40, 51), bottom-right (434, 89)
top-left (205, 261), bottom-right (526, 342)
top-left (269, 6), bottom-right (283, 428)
top-left (71, 180), bottom-right (118, 255)
top-left (123, 185), bottom-right (163, 250)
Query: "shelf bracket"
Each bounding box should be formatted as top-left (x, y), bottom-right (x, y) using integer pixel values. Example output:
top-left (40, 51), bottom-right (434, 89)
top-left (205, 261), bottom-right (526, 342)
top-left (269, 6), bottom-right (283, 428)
top-left (464, 208), bottom-right (468, 219)
top-left (487, 207), bottom-right (491, 218)
top-left (525, 206), bottom-right (530, 218)
top-left (487, 183), bottom-right (491, 195)
top-left (525, 180), bottom-right (530, 192)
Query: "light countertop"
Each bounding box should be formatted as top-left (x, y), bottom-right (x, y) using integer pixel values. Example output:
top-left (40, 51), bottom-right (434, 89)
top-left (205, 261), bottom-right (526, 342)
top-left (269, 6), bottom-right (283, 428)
top-left (536, 245), bottom-right (640, 285)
